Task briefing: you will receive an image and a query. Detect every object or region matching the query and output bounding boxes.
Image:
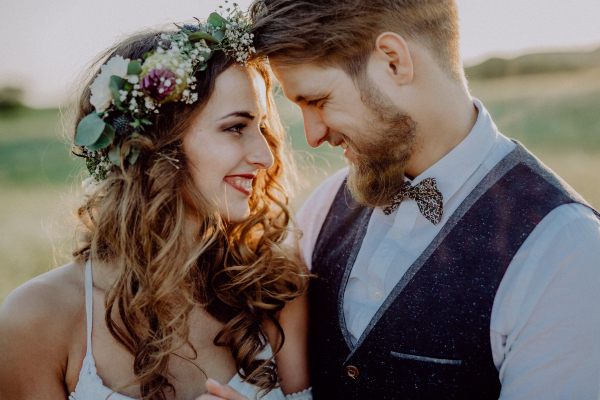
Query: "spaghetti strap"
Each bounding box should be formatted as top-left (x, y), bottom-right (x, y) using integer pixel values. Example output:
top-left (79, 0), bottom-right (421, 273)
top-left (84, 259), bottom-right (93, 355)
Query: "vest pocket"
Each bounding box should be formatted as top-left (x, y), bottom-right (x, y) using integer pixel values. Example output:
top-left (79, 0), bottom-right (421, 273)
top-left (390, 351), bottom-right (462, 366)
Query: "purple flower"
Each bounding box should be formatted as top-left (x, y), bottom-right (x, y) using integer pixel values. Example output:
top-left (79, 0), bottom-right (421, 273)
top-left (140, 68), bottom-right (178, 102)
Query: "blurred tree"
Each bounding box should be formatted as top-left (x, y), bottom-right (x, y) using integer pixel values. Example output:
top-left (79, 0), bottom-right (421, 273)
top-left (0, 86), bottom-right (25, 112)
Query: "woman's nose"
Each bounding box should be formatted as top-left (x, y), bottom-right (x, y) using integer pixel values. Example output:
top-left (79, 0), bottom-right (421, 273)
top-left (247, 130), bottom-right (275, 169)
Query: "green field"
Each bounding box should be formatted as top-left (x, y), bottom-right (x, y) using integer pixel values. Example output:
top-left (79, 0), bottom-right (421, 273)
top-left (1, 67), bottom-right (599, 304)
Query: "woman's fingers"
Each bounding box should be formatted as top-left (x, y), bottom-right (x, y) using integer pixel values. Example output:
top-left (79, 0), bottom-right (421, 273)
top-left (195, 378), bottom-right (250, 400)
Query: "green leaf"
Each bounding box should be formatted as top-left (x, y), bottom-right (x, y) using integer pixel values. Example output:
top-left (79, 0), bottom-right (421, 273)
top-left (128, 146), bottom-right (141, 165)
top-left (208, 13), bottom-right (229, 28)
top-left (199, 63), bottom-right (208, 71)
top-left (127, 60), bottom-right (142, 75)
top-left (108, 144), bottom-right (121, 166)
top-left (88, 124), bottom-right (115, 151)
top-left (175, 24), bottom-right (192, 35)
top-left (212, 30), bottom-right (225, 42)
top-left (140, 119), bottom-right (152, 125)
top-left (109, 75), bottom-right (126, 107)
top-left (75, 112), bottom-right (106, 146)
top-left (108, 144), bottom-right (132, 166)
top-left (143, 51), bottom-right (155, 60)
top-left (189, 31), bottom-right (220, 44)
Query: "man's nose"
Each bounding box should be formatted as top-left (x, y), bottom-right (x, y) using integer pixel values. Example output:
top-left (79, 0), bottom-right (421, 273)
top-left (302, 107), bottom-right (328, 148)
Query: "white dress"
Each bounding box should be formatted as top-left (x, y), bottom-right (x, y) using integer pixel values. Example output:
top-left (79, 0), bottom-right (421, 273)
top-left (70, 260), bottom-right (311, 400)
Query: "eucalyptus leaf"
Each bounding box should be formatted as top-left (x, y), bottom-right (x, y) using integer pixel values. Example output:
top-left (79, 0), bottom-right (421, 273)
top-left (212, 30), bottom-right (225, 42)
top-left (109, 75), bottom-right (126, 107)
top-left (141, 119), bottom-right (152, 125)
top-left (88, 124), bottom-right (115, 151)
top-left (208, 13), bottom-right (229, 28)
top-left (175, 24), bottom-right (190, 34)
top-left (199, 64), bottom-right (208, 72)
top-left (128, 146), bottom-right (141, 165)
top-left (75, 112), bottom-right (106, 146)
top-left (108, 144), bottom-right (122, 166)
top-left (189, 31), bottom-right (220, 44)
top-left (143, 51), bottom-right (155, 60)
top-left (127, 60), bottom-right (142, 75)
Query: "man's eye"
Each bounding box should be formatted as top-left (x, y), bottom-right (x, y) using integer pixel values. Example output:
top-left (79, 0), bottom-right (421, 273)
top-left (226, 123), bottom-right (246, 134)
top-left (307, 98), bottom-right (327, 108)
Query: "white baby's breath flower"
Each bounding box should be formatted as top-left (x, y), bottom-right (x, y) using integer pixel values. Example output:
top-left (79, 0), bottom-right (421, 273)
top-left (82, 177), bottom-right (95, 193)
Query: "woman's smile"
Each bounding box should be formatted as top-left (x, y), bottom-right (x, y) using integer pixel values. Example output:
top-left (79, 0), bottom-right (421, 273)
top-left (224, 174), bottom-right (255, 196)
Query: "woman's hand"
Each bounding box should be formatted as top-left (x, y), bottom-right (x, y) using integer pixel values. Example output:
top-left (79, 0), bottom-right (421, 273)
top-left (195, 379), bottom-right (250, 400)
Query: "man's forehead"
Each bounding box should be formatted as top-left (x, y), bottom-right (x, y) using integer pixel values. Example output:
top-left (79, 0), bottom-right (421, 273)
top-left (271, 62), bottom-right (339, 99)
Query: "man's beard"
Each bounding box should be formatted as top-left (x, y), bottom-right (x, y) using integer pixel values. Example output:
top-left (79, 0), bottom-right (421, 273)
top-left (341, 78), bottom-right (417, 208)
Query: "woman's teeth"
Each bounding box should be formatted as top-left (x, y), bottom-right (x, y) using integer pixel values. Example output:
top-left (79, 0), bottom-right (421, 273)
top-left (340, 142), bottom-right (348, 150)
top-left (234, 179), bottom-right (253, 190)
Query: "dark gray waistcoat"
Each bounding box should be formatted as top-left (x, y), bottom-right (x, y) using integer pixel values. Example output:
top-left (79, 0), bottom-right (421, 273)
top-left (308, 143), bottom-right (599, 400)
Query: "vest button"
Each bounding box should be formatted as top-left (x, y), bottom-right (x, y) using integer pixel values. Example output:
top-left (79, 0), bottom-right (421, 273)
top-left (344, 365), bottom-right (360, 380)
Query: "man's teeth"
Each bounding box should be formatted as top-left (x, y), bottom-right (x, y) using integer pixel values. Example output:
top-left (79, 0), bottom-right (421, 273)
top-left (340, 142), bottom-right (348, 150)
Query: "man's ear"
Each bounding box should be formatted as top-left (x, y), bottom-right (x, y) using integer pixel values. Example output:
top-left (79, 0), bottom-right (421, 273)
top-left (372, 32), bottom-right (414, 86)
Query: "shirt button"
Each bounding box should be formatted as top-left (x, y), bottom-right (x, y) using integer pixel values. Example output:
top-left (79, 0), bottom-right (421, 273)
top-left (344, 365), bottom-right (360, 380)
top-left (393, 230), bottom-right (404, 239)
top-left (373, 291), bottom-right (383, 301)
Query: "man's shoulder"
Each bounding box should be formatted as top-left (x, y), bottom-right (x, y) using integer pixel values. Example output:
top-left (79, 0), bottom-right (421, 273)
top-left (297, 167), bottom-right (349, 220)
top-left (295, 167), bottom-right (349, 270)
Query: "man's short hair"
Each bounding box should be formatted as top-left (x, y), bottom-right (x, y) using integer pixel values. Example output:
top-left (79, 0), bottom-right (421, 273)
top-left (250, 0), bottom-right (463, 81)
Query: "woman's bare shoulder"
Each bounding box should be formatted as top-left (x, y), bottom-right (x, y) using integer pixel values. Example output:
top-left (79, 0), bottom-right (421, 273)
top-left (0, 261), bottom-right (86, 350)
top-left (0, 262), bottom-right (85, 400)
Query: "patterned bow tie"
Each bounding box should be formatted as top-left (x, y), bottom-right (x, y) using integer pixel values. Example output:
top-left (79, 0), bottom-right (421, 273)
top-left (382, 177), bottom-right (444, 225)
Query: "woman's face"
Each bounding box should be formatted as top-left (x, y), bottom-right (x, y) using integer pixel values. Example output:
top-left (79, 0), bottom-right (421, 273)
top-left (183, 65), bottom-right (275, 222)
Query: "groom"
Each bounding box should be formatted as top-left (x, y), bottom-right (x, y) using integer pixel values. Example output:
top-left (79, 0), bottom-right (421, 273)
top-left (206, 0), bottom-right (600, 399)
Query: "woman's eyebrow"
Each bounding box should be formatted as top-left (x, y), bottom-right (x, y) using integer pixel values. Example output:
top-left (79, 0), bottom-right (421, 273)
top-left (219, 111), bottom-right (256, 120)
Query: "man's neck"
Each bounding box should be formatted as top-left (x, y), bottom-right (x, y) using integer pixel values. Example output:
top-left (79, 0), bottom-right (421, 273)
top-left (405, 81), bottom-right (477, 178)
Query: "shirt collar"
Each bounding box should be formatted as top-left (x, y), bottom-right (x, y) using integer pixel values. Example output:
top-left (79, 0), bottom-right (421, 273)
top-left (409, 98), bottom-right (499, 205)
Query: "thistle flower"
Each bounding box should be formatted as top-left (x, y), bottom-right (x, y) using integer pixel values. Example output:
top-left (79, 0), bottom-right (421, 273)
top-left (139, 52), bottom-right (190, 103)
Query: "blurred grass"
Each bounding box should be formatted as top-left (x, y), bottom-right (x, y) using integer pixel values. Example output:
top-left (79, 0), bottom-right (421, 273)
top-left (1, 65), bottom-right (600, 304)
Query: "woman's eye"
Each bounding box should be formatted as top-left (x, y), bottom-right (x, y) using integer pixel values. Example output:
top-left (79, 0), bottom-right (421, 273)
top-left (226, 123), bottom-right (246, 134)
top-left (260, 124), bottom-right (268, 134)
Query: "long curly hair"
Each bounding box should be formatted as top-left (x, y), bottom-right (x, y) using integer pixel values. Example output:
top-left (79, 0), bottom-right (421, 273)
top-left (71, 29), bottom-right (307, 399)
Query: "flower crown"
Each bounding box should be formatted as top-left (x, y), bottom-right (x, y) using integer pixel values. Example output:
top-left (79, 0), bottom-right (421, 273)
top-left (75, 3), bottom-right (255, 192)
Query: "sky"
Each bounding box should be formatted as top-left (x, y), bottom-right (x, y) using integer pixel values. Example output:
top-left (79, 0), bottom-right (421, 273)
top-left (0, 0), bottom-right (599, 108)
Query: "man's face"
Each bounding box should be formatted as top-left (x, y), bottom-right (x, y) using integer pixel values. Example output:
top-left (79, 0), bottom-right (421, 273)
top-left (272, 61), bottom-right (417, 207)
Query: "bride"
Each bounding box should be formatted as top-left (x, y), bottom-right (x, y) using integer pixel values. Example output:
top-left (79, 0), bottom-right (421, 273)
top-left (0, 8), bottom-right (310, 400)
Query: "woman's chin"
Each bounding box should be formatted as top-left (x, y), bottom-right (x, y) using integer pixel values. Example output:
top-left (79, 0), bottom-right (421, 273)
top-left (219, 205), bottom-right (251, 223)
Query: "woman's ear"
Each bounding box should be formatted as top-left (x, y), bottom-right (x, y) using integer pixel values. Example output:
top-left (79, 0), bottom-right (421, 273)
top-left (371, 32), bottom-right (414, 86)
